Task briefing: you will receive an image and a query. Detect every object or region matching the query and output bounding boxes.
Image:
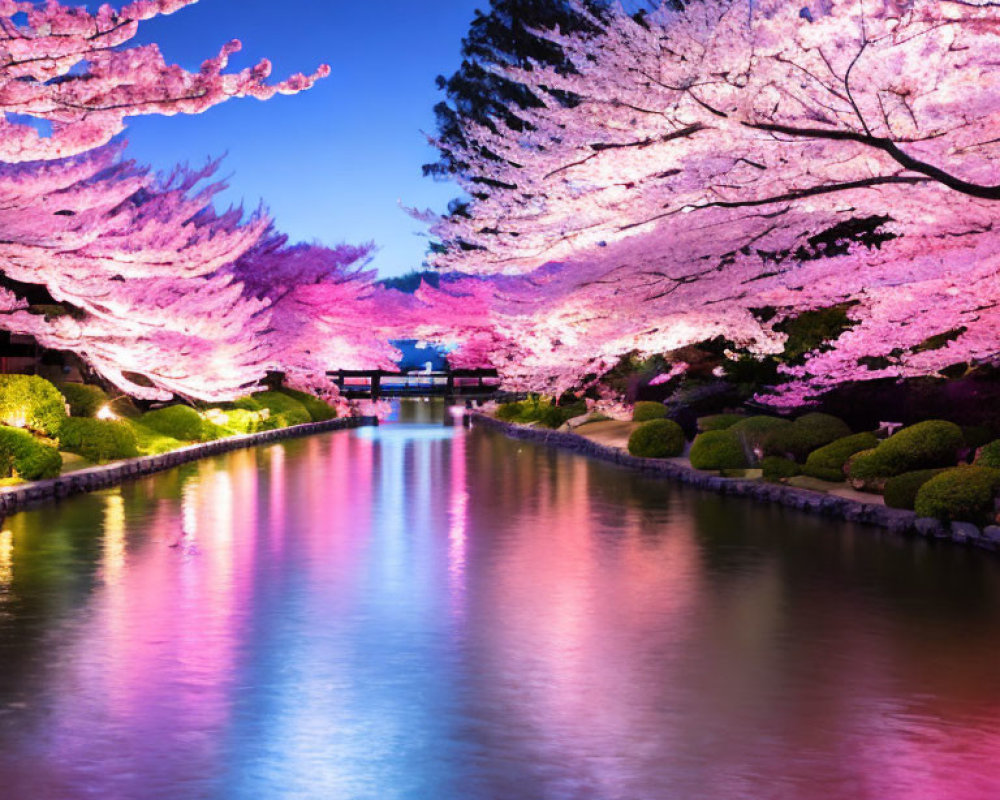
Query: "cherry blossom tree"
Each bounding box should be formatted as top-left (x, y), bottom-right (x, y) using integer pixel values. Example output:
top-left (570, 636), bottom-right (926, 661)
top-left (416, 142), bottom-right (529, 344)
top-left (0, 0), bottom-right (330, 162)
top-left (0, 145), bottom-right (274, 400)
top-left (428, 0), bottom-right (1000, 402)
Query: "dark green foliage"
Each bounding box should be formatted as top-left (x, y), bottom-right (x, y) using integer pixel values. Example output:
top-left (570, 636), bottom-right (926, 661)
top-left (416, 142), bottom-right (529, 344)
top-left (495, 401), bottom-right (525, 422)
top-left (278, 388), bottom-right (337, 422)
top-left (883, 469), bottom-right (947, 511)
top-left (846, 449), bottom-right (888, 485)
top-left (765, 412), bottom-right (852, 461)
top-left (775, 303), bottom-right (859, 363)
top-left (975, 440), bottom-right (1000, 469)
top-left (721, 355), bottom-right (781, 386)
top-left (139, 406), bottom-right (213, 442)
top-left (627, 419), bottom-right (685, 459)
top-left (690, 430), bottom-right (750, 471)
top-left (494, 396), bottom-right (585, 428)
top-left (729, 415), bottom-right (792, 451)
top-left (914, 466), bottom-right (1000, 524)
top-left (58, 418), bottom-right (138, 463)
top-left (762, 456), bottom-right (799, 482)
top-left (802, 432), bottom-right (879, 482)
top-left (235, 392), bottom-right (311, 429)
top-left (850, 420), bottom-right (964, 481)
top-left (0, 375), bottom-right (67, 435)
top-left (426, 0), bottom-right (610, 179)
top-left (57, 383), bottom-right (109, 418)
top-left (697, 413), bottom-right (745, 432)
top-left (632, 401), bottom-right (667, 422)
top-left (0, 426), bottom-right (61, 480)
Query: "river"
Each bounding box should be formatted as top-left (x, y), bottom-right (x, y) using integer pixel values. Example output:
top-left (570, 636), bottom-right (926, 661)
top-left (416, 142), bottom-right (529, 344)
top-left (0, 401), bottom-right (998, 799)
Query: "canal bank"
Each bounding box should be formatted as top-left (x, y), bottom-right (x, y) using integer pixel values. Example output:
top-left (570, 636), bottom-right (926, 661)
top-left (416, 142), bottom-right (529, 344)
top-left (469, 412), bottom-right (1000, 552)
top-left (0, 416), bottom-right (377, 516)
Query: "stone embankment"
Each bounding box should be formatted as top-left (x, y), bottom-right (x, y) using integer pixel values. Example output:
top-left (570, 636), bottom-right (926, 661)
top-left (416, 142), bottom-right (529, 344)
top-left (0, 416), bottom-right (377, 516)
top-left (470, 413), bottom-right (1000, 552)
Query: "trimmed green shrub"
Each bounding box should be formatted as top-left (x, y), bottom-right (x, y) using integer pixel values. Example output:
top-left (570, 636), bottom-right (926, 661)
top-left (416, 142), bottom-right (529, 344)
top-left (632, 401), bottom-right (667, 423)
top-left (802, 432), bottom-right (879, 482)
top-left (139, 405), bottom-right (214, 442)
top-left (914, 466), bottom-right (1000, 524)
top-left (58, 418), bottom-right (138, 463)
top-left (762, 456), bottom-right (799, 482)
top-left (57, 383), bottom-right (109, 418)
top-left (495, 401), bottom-right (525, 422)
top-left (278, 387), bottom-right (337, 422)
top-left (493, 397), bottom-right (585, 429)
top-left (690, 430), bottom-right (749, 471)
top-left (235, 392), bottom-right (311, 429)
top-left (627, 419), bottom-right (685, 458)
top-left (127, 422), bottom-right (183, 456)
top-left (0, 426), bottom-right (61, 480)
top-left (884, 469), bottom-right (947, 511)
top-left (729, 415), bottom-right (792, 451)
top-left (0, 375), bottom-right (67, 435)
top-left (697, 413), bottom-right (745, 432)
top-left (881, 420), bottom-right (964, 472)
top-left (846, 448), bottom-right (890, 492)
top-left (206, 408), bottom-right (266, 435)
top-left (975, 440), bottom-right (1000, 469)
top-left (765, 412), bottom-right (852, 461)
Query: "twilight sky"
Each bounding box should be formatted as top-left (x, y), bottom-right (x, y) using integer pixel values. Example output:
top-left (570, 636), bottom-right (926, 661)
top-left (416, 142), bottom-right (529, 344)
top-left (118, 0), bottom-right (482, 278)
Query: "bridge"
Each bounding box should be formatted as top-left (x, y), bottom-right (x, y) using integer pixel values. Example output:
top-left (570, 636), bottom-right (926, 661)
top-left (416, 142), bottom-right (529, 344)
top-left (328, 368), bottom-right (501, 401)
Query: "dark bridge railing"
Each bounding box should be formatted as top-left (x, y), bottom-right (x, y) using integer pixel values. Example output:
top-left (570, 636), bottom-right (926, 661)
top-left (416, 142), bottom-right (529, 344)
top-left (328, 369), bottom-right (501, 400)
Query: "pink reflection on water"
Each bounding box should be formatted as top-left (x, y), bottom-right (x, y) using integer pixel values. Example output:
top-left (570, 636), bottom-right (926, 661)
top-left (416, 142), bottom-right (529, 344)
top-left (447, 425), bottom-right (468, 614)
top-left (37, 453), bottom-right (264, 791)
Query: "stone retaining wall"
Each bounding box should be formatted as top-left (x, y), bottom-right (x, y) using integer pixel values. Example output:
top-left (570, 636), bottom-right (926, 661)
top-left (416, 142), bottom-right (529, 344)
top-left (470, 413), bottom-right (1000, 553)
top-left (0, 416), bottom-right (378, 516)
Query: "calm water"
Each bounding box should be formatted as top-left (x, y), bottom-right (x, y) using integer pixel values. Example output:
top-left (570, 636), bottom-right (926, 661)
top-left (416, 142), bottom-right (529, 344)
top-left (0, 402), bottom-right (999, 799)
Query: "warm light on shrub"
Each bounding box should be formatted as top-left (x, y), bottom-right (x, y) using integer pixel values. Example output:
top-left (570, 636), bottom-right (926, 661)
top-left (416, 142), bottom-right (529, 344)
top-left (96, 405), bottom-right (118, 421)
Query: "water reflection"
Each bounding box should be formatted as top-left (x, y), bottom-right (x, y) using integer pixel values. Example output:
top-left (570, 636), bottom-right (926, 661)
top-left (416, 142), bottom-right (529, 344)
top-left (0, 404), bottom-right (995, 798)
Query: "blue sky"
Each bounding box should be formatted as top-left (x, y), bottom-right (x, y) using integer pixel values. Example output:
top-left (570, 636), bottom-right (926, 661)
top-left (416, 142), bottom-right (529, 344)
top-left (118, 0), bottom-right (482, 278)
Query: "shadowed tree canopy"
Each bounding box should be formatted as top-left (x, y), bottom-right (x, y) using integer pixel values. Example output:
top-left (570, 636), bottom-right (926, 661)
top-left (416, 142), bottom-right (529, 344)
top-left (425, 0), bottom-right (612, 184)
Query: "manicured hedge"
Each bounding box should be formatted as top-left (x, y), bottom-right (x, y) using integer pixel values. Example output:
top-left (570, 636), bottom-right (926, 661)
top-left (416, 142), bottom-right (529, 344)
top-left (848, 420), bottom-right (963, 484)
top-left (211, 408), bottom-right (267, 435)
top-left (845, 448), bottom-right (888, 490)
top-left (762, 456), bottom-right (799, 482)
top-left (802, 432), bottom-right (879, 482)
top-left (235, 392), bottom-right (312, 429)
top-left (975, 440), bottom-right (1000, 469)
top-left (0, 375), bottom-right (67, 435)
top-left (127, 422), bottom-right (183, 456)
top-left (690, 430), bottom-right (749, 470)
top-left (627, 419), bottom-right (685, 458)
top-left (493, 397), bottom-right (586, 429)
top-left (278, 388), bottom-right (338, 422)
top-left (0, 426), bottom-right (61, 480)
top-left (139, 406), bottom-right (218, 442)
top-left (883, 469), bottom-right (946, 511)
top-left (765, 413), bottom-right (852, 461)
top-left (914, 466), bottom-right (1000, 524)
top-left (729, 415), bottom-right (792, 451)
top-left (58, 418), bottom-right (138, 463)
top-left (57, 383), bottom-right (108, 418)
top-left (697, 413), bottom-right (745, 432)
top-left (632, 401), bottom-right (668, 423)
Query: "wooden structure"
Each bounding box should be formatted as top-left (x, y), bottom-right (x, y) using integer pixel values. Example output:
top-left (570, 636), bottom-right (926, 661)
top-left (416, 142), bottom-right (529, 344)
top-left (329, 368), bottom-right (501, 401)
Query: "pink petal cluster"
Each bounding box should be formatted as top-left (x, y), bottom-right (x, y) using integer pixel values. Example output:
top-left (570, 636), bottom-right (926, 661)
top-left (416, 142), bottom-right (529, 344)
top-left (425, 0), bottom-right (1000, 402)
